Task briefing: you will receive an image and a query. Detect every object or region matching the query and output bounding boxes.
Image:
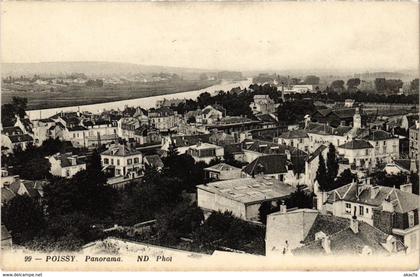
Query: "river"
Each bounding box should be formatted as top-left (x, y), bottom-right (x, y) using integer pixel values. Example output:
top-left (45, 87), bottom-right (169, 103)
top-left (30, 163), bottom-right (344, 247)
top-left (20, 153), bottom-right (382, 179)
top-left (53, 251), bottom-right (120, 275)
top-left (26, 78), bottom-right (253, 120)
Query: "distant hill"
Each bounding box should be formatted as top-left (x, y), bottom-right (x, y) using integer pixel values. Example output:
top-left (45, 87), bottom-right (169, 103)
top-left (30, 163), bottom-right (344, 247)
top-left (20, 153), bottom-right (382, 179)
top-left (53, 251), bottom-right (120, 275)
top-left (1, 61), bottom-right (214, 78)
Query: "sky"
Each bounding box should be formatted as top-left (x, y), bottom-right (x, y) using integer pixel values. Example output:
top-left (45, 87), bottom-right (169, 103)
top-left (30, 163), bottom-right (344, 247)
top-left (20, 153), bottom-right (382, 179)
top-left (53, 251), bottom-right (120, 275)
top-left (1, 2), bottom-right (419, 72)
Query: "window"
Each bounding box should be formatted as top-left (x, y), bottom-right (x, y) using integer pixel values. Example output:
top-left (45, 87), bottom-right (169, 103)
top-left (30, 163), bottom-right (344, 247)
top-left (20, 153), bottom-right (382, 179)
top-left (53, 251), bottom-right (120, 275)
top-left (359, 205), bottom-right (364, 216)
top-left (365, 149), bottom-right (369, 155)
top-left (73, 133), bottom-right (76, 138)
top-left (104, 158), bottom-right (109, 165)
top-left (345, 203), bottom-right (351, 214)
top-left (134, 157), bottom-right (139, 164)
top-left (383, 141), bottom-right (386, 146)
top-left (117, 159), bottom-right (120, 166)
top-left (111, 159), bottom-right (114, 165)
top-left (127, 159), bottom-right (133, 165)
top-left (366, 207), bottom-right (369, 214)
top-left (408, 211), bottom-right (415, 228)
top-left (66, 170), bottom-right (70, 177)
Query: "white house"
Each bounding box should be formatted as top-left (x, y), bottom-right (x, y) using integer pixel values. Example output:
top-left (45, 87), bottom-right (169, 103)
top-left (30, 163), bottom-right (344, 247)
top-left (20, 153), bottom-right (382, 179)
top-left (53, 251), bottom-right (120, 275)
top-left (47, 153), bottom-right (87, 178)
top-left (186, 142), bottom-right (224, 164)
top-left (101, 144), bottom-right (143, 178)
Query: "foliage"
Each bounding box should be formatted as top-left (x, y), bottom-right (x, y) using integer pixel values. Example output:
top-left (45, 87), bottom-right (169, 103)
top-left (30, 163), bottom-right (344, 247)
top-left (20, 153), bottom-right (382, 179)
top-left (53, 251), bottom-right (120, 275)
top-left (258, 201), bottom-right (279, 225)
top-left (326, 144), bottom-right (339, 183)
top-left (277, 99), bottom-right (316, 124)
top-left (2, 195), bottom-right (45, 244)
top-left (1, 97), bottom-right (28, 127)
top-left (192, 211), bottom-right (265, 254)
top-left (315, 154), bottom-right (329, 191)
top-left (286, 186), bottom-right (314, 209)
top-left (155, 202), bottom-right (204, 245)
top-left (371, 171), bottom-right (407, 189)
top-left (410, 173), bottom-right (419, 195)
top-left (333, 169), bottom-right (357, 190)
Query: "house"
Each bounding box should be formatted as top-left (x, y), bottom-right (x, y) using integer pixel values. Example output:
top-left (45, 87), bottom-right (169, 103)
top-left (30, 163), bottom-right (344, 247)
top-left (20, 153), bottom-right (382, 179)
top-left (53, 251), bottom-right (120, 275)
top-left (63, 125), bottom-right (89, 148)
top-left (249, 95), bottom-right (276, 115)
top-left (1, 126), bottom-right (33, 154)
top-left (242, 154), bottom-right (287, 180)
top-left (148, 107), bottom-right (178, 131)
top-left (32, 118), bottom-right (56, 145)
top-left (205, 116), bottom-right (262, 136)
top-left (47, 153), bottom-right (87, 178)
top-left (209, 130), bottom-right (235, 146)
top-left (14, 116), bottom-right (33, 135)
top-left (186, 142), bottom-right (224, 164)
top-left (382, 159), bottom-right (418, 175)
top-left (311, 107), bottom-right (367, 128)
top-left (1, 224), bottom-right (12, 250)
top-left (133, 125), bottom-right (161, 145)
top-left (303, 145), bottom-right (329, 189)
top-left (161, 133), bottom-right (211, 155)
top-left (156, 98), bottom-right (186, 108)
top-left (361, 130), bottom-right (400, 164)
top-left (401, 114), bottom-right (419, 130)
top-left (266, 209), bottom-right (406, 256)
top-left (277, 129), bottom-right (310, 153)
top-left (101, 144), bottom-right (143, 179)
top-left (197, 177), bottom-right (296, 221)
top-left (337, 139), bottom-right (374, 170)
top-left (117, 117), bottom-right (141, 140)
top-left (409, 121), bottom-right (419, 160)
top-left (82, 119), bottom-right (118, 148)
top-left (318, 180), bottom-right (419, 254)
top-left (291, 85), bottom-right (314, 93)
top-left (196, 105), bottom-right (225, 125)
top-left (143, 155), bottom-right (164, 170)
top-left (204, 163), bottom-right (242, 181)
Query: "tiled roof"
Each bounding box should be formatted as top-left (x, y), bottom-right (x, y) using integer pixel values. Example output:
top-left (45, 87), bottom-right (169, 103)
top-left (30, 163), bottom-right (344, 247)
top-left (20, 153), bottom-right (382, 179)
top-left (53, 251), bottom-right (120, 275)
top-left (326, 183), bottom-right (419, 214)
top-left (338, 139), bottom-right (373, 149)
top-left (144, 155), bottom-right (164, 168)
top-left (2, 126), bottom-right (23, 136)
top-left (204, 163), bottom-right (241, 172)
top-left (362, 130), bottom-right (397, 141)
top-left (1, 188), bottom-right (16, 203)
top-left (171, 134), bottom-right (211, 147)
top-left (50, 153), bottom-right (86, 168)
top-left (293, 221), bottom-right (405, 255)
top-left (278, 129), bottom-right (308, 139)
top-left (8, 134), bottom-right (33, 143)
top-left (307, 145), bottom-right (328, 163)
top-left (243, 154), bottom-right (288, 176)
top-left (101, 144), bottom-right (141, 157)
top-left (67, 126), bottom-right (88, 131)
top-left (197, 177), bottom-right (295, 205)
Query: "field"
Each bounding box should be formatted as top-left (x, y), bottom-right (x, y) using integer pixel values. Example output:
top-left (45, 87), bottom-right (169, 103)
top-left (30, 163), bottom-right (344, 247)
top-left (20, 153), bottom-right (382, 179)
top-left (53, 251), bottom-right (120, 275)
top-left (1, 79), bottom-right (219, 110)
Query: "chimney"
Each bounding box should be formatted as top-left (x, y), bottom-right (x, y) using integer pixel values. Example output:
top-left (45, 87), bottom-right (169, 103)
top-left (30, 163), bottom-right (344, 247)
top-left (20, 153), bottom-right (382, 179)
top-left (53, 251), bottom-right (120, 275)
top-left (350, 216), bottom-right (359, 234)
top-left (279, 200), bottom-right (287, 214)
top-left (370, 186), bottom-right (380, 199)
top-left (321, 236), bottom-right (331, 254)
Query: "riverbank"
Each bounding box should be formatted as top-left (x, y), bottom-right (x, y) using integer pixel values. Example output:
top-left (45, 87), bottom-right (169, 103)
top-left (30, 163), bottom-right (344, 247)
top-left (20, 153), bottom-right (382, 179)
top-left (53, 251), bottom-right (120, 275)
top-left (26, 78), bottom-right (253, 120)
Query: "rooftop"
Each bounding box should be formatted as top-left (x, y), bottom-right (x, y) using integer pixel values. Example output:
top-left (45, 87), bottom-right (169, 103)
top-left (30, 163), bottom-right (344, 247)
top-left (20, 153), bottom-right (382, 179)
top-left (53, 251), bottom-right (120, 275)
top-left (197, 177), bottom-right (295, 205)
top-left (204, 163), bottom-right (241, 172)
top-left (101, 144), bottom-right (141, 157)
top-left (338, 139), bottom-right (373, 150)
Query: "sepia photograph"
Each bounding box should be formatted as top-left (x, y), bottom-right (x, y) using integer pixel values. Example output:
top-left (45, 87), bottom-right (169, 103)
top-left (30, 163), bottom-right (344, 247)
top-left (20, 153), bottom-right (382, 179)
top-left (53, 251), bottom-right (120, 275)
top-left (0, 1), bottom-right (419, 273)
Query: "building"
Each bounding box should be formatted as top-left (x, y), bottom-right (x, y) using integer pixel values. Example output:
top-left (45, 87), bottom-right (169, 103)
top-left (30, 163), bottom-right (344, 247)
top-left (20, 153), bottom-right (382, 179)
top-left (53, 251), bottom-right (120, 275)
top-left (117, 117), bottom-right (141, 140)
top-left (249, 95), bottom-right (276, 115)
top-left (361, 130), bottom-right (400, 164)
top-left (186, 142), bottom-right (224, 164)
top-left (148, 107), bottom-right (178, 131)
top-left (337, 139), bottom-right (374, 170)
top-left (319, 180), bottom-right (419, 254)
top-left (204, 163), bottom-right (242, 181)
top-left (277, 129), bottom-right (310, 153)
top-left (47, 153), bottom-right (87, 178)
top-left (409, 121), bottom-right (419, 160)
top-left (209, 131), bottom-right (235, 146)
top-left (82, 119), bottom-right (118, 148)
top-left (196, 105), bottom-right (225, 125)
top-left (382, 159), bottom-right (418, 175)
top-left (161, 133), bottom-right (211, 155)
top-left (197, 177), bottom-right (296, 221)
top-left (32, 118), bottom-right (56, 145)
top-left (303, 145), bottom-right (329, 189)
top-left (1, 126), bottom-right (34, 154)
top-left (133, 125), bottom-right (161, 145)
top-left (266, 209), bottom-right (406, 256)
top-left (101, 144), bottom-right (143, 179)
top-left (291, 85), bottom-right (314, 93)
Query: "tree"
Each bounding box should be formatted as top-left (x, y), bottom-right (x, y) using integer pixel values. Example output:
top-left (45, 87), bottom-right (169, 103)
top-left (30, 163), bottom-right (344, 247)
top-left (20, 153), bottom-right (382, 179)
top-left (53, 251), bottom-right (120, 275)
top-left (2, 195), bottom-right (45, 244)
top-left (375, 78), bottom-right (387, 92)
top-left (331, 80), bottom-right (345, 93)
top-left (1, 97), bottom-right (28, 126)
top-left (410, 79), bottom-right (419, 93)
top-left (286, 185), bottom-right (314, 209)
top-left (155, 202), bottom-right (204, 245)
top-left (326, 144), bottom-right (339, 183)
top-left (347, 78), bottom-right (361, 90)
top-left (304, 75), bottom-right (320, 85)
top-left (258, 201), bottom-right (277, 224)
top-left (333, 169), bottom-right (357, 189)
top-left (410, 173), bottom-right (419, 195)
top-left (315, 154), bottom-right (329, 191)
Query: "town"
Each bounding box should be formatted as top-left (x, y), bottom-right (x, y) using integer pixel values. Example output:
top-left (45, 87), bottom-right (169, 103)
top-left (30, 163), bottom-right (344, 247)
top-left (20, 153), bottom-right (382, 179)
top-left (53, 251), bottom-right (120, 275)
top-left (1, 72), bottom-right (419, 258)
